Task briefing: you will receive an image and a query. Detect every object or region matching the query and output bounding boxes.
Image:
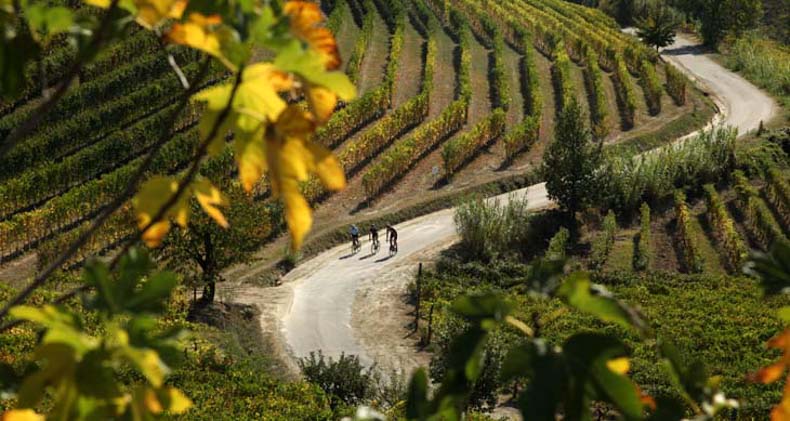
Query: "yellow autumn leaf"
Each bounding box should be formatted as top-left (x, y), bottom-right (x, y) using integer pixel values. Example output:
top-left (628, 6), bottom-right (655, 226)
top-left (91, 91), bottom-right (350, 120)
top-left (157, 387), bottom-right (193, 414)
top-left (306, 84), bottom-right (337, 123)
top-left (606, 357), bottom-right (630, 375)
top-left (1, 409), bottom-right (45, 421)
top-left (193, 178), bottom-right (229, 228)
top-left (83, 0), bottom-right (185, 28)
top-left (132, 176), bottom-right (190, 248)
top-left (282, 179), bottom-right (312, 250)
top-left (234, 128), bottom-right (267, 192)
top-left (305, 141), bottom-right (345, 191)
top-left (167, 13), bottom-right (238, 71)
top-left (192, 63), bottom-right (293, 157)
top-left (143, 388), bottom-right (164, 414)
top-left (284, 1), bottom-right (341, 70)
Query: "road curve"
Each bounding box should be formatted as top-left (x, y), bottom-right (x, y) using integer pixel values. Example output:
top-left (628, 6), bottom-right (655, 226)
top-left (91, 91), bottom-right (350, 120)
top-left (245, 32), bottom-right (779, 369)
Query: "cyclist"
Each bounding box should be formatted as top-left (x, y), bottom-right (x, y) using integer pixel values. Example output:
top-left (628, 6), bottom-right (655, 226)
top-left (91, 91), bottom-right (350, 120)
top-left (385, 224), bottom-right (398, 251)
top-left (350, 224), bottom-right (360, 250)
top-left (369, 225), bottom-right (380, 252)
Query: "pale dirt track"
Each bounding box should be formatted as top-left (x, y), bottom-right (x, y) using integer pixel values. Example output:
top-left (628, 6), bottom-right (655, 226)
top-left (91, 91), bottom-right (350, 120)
top-left (223, 32), bottom-right (779, 377)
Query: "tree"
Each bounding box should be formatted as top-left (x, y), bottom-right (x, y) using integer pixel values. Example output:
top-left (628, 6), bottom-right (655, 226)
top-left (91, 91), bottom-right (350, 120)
top-left (156, 186), bottom-right (278, 303)
top-left (636, 2), bottom-right (680, 51)
top-left (698, 0), bottom-right (762, 46)
top-left (541, 98), bottom-right (601, 218)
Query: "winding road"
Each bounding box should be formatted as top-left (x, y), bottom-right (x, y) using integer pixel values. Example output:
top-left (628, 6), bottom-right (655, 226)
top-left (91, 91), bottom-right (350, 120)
top-left (229, 33), bottom-right (779, 373)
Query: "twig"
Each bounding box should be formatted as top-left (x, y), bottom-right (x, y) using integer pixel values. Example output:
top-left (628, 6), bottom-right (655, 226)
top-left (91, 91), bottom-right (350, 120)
top-left (0, 58), bottom-right (212, 327)
top-left (156, 28), bottom-right (191, 90)
top-left (0, 0), bottom-right (121, 160)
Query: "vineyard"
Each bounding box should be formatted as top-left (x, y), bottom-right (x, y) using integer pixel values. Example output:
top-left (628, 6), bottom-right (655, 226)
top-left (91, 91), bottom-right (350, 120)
top-left (0, 0), bottom-right (713, 278)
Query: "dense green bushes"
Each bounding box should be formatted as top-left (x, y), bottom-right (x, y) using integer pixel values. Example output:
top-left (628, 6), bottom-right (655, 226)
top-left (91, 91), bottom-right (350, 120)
top-left (298, 351), bottom-right (376, 409)
top-left (633, 203), bottom-right (651, 271)
top-left (703, 184), bottom-right (747, 272)
top-left (665, 63), bottom-right (687, 106)
top-left (442, 109), bottom-right (506, 178)
top-left (590, 210), bottom-right (617, 270)
top-left (598, 127), bottom-right (737, 213)
top-left (640, 60), bottom-right (663, 115)
top-left (453, 195), bottom-right (532, 261)
top-left (724, 34), bottom-right (790, 107)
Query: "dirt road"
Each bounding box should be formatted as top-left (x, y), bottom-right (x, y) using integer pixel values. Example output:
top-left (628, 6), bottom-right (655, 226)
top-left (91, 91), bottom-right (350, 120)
top-left (228, 32), bottom-right (779, 376)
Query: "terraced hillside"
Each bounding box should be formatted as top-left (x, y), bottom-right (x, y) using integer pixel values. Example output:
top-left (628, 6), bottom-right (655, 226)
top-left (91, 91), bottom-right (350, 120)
top-left (0, 0), bottom-right (714, 279)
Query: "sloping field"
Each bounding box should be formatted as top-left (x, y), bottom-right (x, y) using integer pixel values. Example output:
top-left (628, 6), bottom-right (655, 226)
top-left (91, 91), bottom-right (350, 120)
top-left (0, 0), bottom-right (715, 280)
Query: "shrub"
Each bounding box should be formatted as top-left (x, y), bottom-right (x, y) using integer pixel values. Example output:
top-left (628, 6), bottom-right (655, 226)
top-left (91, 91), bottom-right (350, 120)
top-left (703, 184), bottom-right (747, 272)
top-left (598, 126), bottom-right (737, 213)
top-left (552, 43), bottom-right (575, 112)
top-left (298, 351), bottom-right (376, 409)
top-left (633, 203), bottom-right (652, 271)
top-left (665, 63), bottom-right (687, 106)
top-left (590, 210), bottom-right (617, 270)
top-left (453, 194), bottom-right (532, 261)
top-left (640, 60), bottom-right (663, 115)
top-left (442, 109), bottom-right (506, 178)
top-left (502, 115), bottom-right (540, 163)
top-left (765, 168), bottom-right (790, 228)
top-left (546, 227), bottom-right (571, 259)
top-left (490, 32), bottom-right (510, 110)
top-left (613, 54), bottom-right (637, 129)
top-left (724, 34), bottom-right (790, 106)
top-left (674, 190), bottom-right (704, 273)
top-left (734, 170), bottom-right (789, 251)
top-left (584, 47), bottom-right (610, 139)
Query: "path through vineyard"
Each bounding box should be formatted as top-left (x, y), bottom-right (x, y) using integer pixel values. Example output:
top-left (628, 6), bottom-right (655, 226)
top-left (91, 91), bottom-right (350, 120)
top-left (226, 32), bottom-right (779, 377)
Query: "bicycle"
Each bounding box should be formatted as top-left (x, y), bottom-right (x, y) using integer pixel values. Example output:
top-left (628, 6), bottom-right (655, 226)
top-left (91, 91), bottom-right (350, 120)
top-left (351, 237), bottom-right (361, 254)
top-left (371, 237), bottom-right (380, 254)
top-left (389, 241), bottom-right (398, 256)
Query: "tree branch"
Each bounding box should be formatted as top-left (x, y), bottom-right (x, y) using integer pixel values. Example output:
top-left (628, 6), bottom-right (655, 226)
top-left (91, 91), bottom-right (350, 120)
top-left (0, 57), bottom-right (212, 326)
top-left (108, 66), bottom-right (245, 271)
top-left (0, 0), bottom-right (121, 160)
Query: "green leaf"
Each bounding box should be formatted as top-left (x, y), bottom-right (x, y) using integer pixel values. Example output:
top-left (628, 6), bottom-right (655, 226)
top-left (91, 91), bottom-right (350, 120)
top-left (501, 343), bottom-right (533, 383)
top-left (744, 241), bottom-right (790, 295)
top-left (18, 343), bottom-right (77, 408)
top-left (518, 343), bottom-right (564, 421)
top-left (406, 368), bottom-right (428, 420)
top-left (119, 346), bottom-right (169, 388)
top-left (25, 5), bottom-right (74, 38)
top-left (557, 272), bottom-right (644, 333)
top-left (450, 293), bottom-right (511, 323)
top-left (0, 31), bottom-right (41, 99)
top-left (75, 350), bottom-right (122, 399)
top-left (778, 306), bottom-right (790, 324)
top-left (125, 271), bottom-right (178, 314)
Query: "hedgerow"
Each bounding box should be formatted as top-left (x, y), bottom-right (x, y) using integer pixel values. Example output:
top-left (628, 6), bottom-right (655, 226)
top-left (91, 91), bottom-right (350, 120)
top-left (442, 109), bottom-right (506, 178)
top-left (502, 116), bottom-right (540, 163)
top-left (613, 54), bottom-right (637, 129)
top-left (546, 226), bottom-right (570, 259)
top-left (590, 210), bottom-right (617, 270)
top-left (734, 170), bottom-right (788, 251)
top-left (584, 46), bottom-right (610, 139)
top-left (552, 42), bottom-right (575, 113)
top-left (703, 184), bottom-right (747, 273)
top-left (674, 190), bottom-right (704, 274)
top-left (765, 168), bottom-right (790, 228)
top-left (640, 60), bottom-right (663, 116)
top-left (665, 63), bottom-right (687, 106)
top-left (633, 202), bottom-right (651, 271)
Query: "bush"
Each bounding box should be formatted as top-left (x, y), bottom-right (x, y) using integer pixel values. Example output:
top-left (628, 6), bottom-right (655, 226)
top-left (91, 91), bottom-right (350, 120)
top-left (724, 33), bottom-right (790, 106)
top-left (590, 210), bottom-right (618, 270)
top-left (765, 168), bottom-right (790, 228)
top-left (598, 126), bottom-right (737, 213)
top-left (674, 190), bottom-right (704, 273)
top-left (298, 351), bottom-right (376, 409)
top-left (733, 170), bottom-right (789, 251)
top-left (613, 54), bottom-right (637, 129)
top-left (552, 43), bottom-right (575, 112)
top-left (453, 194), bottom-right (532, 261)
top-left (502, 115), bottom-right (540, 163)
top-left (703, 184), bottom-right (747, 272)
top-left (546, 227), bottom-right (571, 259)
top-left (633, 202), bottom-right (651, 271)
top-left (442, 109), bottom-right (506, 178)
top-left (665, 63), bottom-right (687, 106)
top-left (584, 47), bottom-right (610, 139)
top-left (640, 60), bottom-right (663, 115)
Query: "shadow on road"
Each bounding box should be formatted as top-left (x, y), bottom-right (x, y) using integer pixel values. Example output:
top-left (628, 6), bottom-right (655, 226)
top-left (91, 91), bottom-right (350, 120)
top-left (374, 255), bottom-right (394, 263)
top-left (662, 44), bottom-right (711, 56)
top-left (339, 253), bottom-right (357, 260)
